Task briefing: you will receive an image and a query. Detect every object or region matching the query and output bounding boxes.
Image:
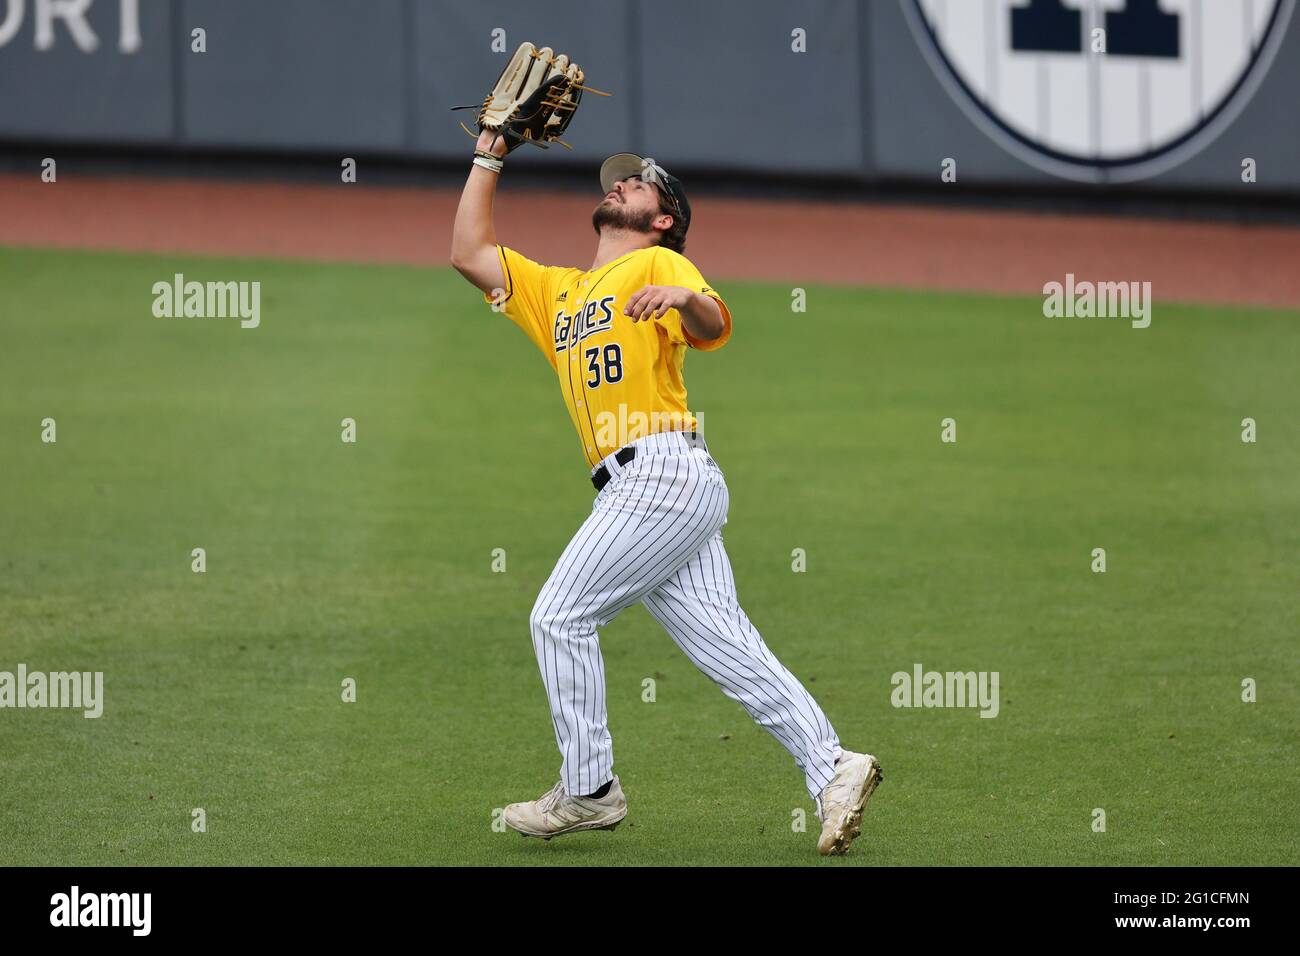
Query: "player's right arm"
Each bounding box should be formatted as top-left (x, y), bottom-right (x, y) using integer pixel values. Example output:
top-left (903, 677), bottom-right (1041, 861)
top-left (449, 130), bottom-right (509, 296)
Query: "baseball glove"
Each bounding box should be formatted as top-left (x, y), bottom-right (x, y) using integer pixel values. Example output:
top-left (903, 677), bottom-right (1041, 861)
top-left (454, 42), bottom-right (607, 152)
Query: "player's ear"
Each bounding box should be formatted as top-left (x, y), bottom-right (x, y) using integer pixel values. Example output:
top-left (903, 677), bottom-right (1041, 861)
top-left (653, 213), bottom-right (674, 232)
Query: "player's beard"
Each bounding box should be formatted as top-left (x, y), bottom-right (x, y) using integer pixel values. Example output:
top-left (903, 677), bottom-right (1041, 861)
top-left (592, 198), bottom-right (657, 236)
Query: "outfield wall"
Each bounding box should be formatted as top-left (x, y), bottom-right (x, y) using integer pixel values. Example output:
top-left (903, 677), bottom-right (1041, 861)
top-left (1, 0), bottom-right (1297, 193)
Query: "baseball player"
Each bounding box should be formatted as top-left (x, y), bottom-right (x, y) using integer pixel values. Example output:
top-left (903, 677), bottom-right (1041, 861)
top-left (450, 124), bottom-right (882, 855)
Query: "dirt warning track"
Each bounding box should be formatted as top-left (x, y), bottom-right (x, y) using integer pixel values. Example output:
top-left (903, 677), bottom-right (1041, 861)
top-left (2, 174), bottom-right (1297, 309)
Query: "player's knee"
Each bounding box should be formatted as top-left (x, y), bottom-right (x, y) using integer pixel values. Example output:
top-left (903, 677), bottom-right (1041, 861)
top-left (529, 596), bottom-right (561, 641)
top-left (530, 594), bottom-right (582, 643)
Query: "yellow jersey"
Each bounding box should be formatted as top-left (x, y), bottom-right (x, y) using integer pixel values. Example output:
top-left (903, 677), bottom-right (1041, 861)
top-left (485, 244), bottom-right (733, 468)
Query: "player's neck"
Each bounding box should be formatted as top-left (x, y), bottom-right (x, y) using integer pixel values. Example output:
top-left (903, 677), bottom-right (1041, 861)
top-left (590, 230), bottom-right (656, 272)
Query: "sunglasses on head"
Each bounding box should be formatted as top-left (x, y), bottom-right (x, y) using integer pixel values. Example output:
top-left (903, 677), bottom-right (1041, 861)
top-left (626, 162), bottom-right (682, 218)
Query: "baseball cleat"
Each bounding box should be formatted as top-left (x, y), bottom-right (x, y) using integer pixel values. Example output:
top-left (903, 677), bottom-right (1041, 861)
top-left (502, 776), bottom-right (628, 840)
top-left (816, 751), bottom-right (883, 856)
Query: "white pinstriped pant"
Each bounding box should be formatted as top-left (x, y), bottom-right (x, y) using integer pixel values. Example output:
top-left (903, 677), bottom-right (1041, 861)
top-left (529, 431), bottom-right (841, 801)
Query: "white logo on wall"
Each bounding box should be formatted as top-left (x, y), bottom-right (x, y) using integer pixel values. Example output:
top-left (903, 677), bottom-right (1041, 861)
top-left (0, 0), bottom-right (141, 53)
top-left (903, 0), bottom-right (1294, 182)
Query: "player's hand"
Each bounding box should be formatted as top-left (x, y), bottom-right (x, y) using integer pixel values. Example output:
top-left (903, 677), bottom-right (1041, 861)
top-left (475, 128), bottom-right (508, 158)
top-left (624, 285), bottom-right (693, 322)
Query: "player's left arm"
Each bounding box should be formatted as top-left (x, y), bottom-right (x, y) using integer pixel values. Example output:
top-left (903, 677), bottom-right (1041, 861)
top-left (625, 286), bottom-right (725, 343)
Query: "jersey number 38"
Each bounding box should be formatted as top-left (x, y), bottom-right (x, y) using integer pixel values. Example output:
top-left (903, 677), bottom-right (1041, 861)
top-left (584, 343), bottom-right (624, 388)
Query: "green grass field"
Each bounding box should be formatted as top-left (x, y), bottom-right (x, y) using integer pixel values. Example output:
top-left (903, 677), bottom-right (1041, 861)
top-left (1, 246), bottom-right (1296, 866)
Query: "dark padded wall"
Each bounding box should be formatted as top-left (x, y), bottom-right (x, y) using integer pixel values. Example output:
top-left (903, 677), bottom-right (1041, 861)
top-left (1, 0), bottom-right (1295, 192)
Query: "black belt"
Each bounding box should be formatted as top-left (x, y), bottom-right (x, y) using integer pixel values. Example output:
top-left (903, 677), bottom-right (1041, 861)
top-left (591, 431), bottom-right (706, 492)
top-left (591, 446), bottom-right (637, 492)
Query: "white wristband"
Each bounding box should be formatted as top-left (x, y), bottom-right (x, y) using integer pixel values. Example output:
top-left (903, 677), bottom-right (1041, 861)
top-left (473, 155), bottom-right (503, 174)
